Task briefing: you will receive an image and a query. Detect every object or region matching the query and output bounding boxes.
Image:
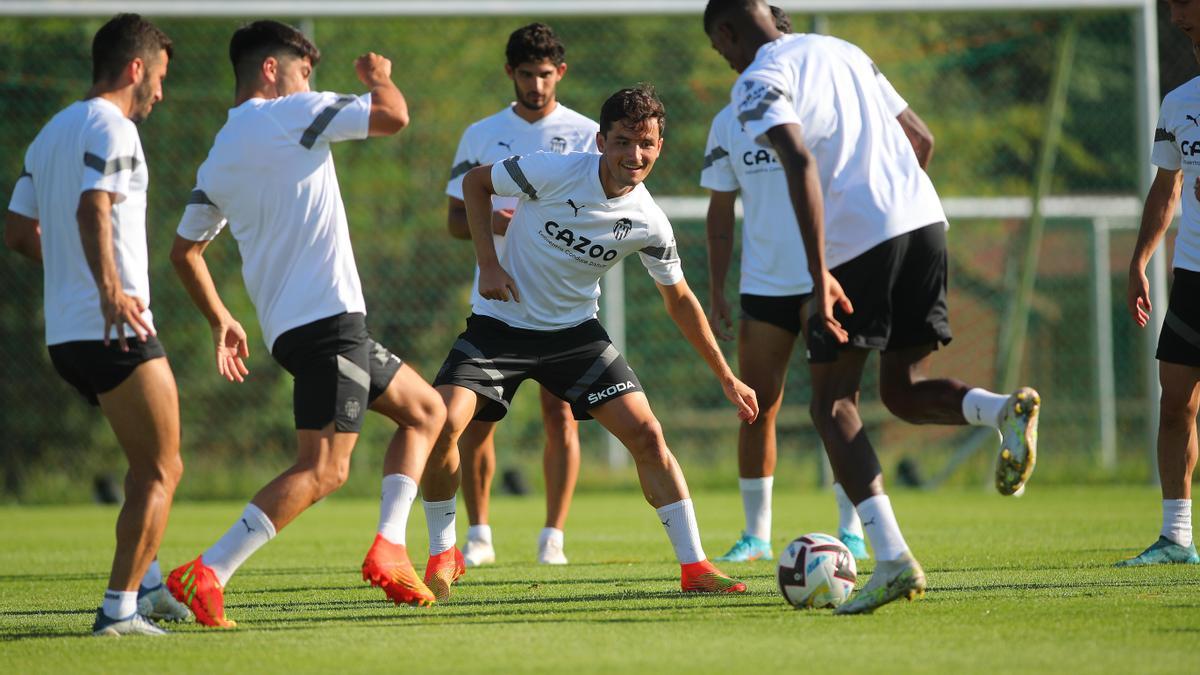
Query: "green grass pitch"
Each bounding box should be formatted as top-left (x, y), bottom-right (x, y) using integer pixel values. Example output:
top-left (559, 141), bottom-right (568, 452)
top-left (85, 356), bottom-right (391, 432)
top-left (1, 486), bottom-right (1196, 673)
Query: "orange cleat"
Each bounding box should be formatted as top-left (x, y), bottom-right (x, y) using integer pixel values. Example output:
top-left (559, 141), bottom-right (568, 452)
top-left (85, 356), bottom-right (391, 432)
top-left (362, 534), bottom-right (436, 607)
top-left (423, 547), bottom-right (466, 602)
top-left (166, 556), bottom-right (236, 627)
top-left (680, 559), bottom-right (748, 594)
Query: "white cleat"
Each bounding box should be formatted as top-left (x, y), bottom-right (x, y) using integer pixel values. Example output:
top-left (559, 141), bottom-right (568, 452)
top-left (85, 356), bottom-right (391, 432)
top-left (137, 584), bottom-right (192, 622)
top-left (834, 550), bottom-right (926, 615)
top-left (92, 609), bottom-right (168, 637)
top-left (463, 539), bottom-right (496, 567)
top-left (537, 537), bottom-right (568, 565)
top-left (996, 387), bottom-right (1040, 496)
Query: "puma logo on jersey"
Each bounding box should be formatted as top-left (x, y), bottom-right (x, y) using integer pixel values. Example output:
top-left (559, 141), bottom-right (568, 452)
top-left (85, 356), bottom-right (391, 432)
top-left (497, 140), bottom-right (514, 152)
top-left (544, 221), bottom-right (619, 261)
top-left (588, 380), bottom-right (638, 404)
top-left (1188, 114), bottom-right (1200, 127)
top-left (566, 199), bottom-right (587, 217)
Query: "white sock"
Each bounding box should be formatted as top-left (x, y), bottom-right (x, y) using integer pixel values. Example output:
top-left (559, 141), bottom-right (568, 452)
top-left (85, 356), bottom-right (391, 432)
top-left (468, 524), bottom-right (493, 544)
top-left (377, 474), bottom-right (418, 545)
top-left (423, 498), bottom-right (457, 555)
top-left (833, 483), bottom-right (864, 538)
top-left (962, 388), bottom-right (1010, 427)
top-left (539, 527), bottom-right (564, 548)
top-left (1162, 499), bottom-right (1193, 547)
top-left (855, 495), bottom-right (909, 561)
top-left (656, 499), bottom-right (705, 564)
top-left (738, 476), bottom-right (773, 541)
top-left (139, 559), bottom-right (163, 590)
top-left (202, 503), bottom-right (277, 587)
top-left (101, 589), bottom-right (138, 620)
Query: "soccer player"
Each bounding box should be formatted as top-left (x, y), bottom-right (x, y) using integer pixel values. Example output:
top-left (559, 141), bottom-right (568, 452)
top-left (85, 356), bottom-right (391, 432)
top-left (445, 23), bottom-right (599, 567)
top-left (1119, 0), bottom-right (1200, 567)
top-left (166, 21), bottom-right (446, 626)
top-left (4, 14), bottom-right (190, 636)
top-left (703, 0), bottom-right (1040, 614)
top-left (408, 84), bottom-right (759, 601)
top-left (702, 5), bottom-right (868, 563)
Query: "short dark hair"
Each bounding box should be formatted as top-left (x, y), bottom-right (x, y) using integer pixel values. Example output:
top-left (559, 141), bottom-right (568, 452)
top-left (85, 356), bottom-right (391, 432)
top-left (599, 84), bottom-right (666, 137)
top-left (703, 0), bottom-right (766, 34)
top-left (91, 13), bottom-right (173, 84)
top-left (229, 20), bottom-right (321, 87)
top-left (505, 22), bottom-right (565, 68)
top-left (769, 5), bottom-right (792, 34)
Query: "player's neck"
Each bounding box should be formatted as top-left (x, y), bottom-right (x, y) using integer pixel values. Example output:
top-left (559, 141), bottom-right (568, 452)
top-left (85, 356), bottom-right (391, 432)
top-left (85, 85), bottom-right (134, 119)
top-left (512, 99), bottom-right (558, 124)
top-left (598, 158), bottom-right (635, 200)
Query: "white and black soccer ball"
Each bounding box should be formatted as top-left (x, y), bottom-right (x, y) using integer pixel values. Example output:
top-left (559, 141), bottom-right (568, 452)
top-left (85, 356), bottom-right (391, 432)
top-left (777, 533), bottom-right (857, 609)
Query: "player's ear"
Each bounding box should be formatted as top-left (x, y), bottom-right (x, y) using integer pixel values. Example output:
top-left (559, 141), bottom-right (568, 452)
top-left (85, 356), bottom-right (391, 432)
top-left (556, 62), bottom-right (568, 79)
top-left (127, 57), bottom-right (145, 85)
top-left (595, 131), bottom-right (606, 152)
top-left (262, 56), bottom-right (278, 86)
top-left (504, 63), bottom-right (515, 81)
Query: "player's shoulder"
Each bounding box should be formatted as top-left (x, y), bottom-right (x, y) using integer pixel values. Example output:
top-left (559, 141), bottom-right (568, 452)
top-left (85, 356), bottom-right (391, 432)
top-left (83, 98), bottom-right (139, 140)
top-left (553, 104), bottom-right (600, 132)
top-left (463, 106), bottom-right (518, 140)
top-left (711, 103), bottom-right (736, 129)
top-left (1161, 77), bottom-right (1200, 114)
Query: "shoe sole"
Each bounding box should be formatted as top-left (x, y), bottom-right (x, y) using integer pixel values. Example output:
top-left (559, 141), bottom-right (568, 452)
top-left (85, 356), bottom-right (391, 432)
top-left (362, 565), bottom-right (436, 607)
top-left (835, 569), bottom-right (927, 615)
top-left (425, 569), bottom-right (464, 602)
top-left (996, 388), bottom-right (1039, 496)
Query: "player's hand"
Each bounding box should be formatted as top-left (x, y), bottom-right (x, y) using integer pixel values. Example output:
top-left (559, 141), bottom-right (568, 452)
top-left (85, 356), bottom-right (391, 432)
top-left (354, 52), bottom-right (393, 86)
top-left (100, 290), bottom-right (154, 352)
top-left (479, 263), bottom-right (520, 303)
top-left (1127, 265), bottom-right (1152, 328)
top-left (708, 293), bottom-right (734, 341)
top-left (492, 208), bottom-right (514, 236)
top-left (212, 316), bottom-right (250, 383)
top-left (722, 376), bottom-right (759, 423)
top-left (813, 270), bottom-right (852, 344)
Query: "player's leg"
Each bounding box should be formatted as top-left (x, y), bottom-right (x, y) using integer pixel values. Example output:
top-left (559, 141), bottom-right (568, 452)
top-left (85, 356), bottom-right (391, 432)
top-left (1118, 360), bottom-right (1200, 566)
top-left (459, 420), bottom-right (499, 566)
top-left (714, 313), bottom-right (791, 562)
top-left (94, 356), bottom-right (183, 636)
top-left (538, 386), bottom-right (579, 564)
top-left (589, 392), bottom-right (745, 593)
top-left (363, 361), bottom-right (446, 606)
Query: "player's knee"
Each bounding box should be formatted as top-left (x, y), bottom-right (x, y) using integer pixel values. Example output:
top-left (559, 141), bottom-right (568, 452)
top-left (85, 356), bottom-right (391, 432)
top-left (1159, 393), bottom-right (1200, 430)
top-left (127, 453), bottom-right (183, 494)
top-left (413, 391), bottom-right (448, 437)
top-left (880, 387), bottom-right (918, 423)
top-left (625, 419), bottom-right (668, 463)
top-left (314, 459), bottom-right (351, 498)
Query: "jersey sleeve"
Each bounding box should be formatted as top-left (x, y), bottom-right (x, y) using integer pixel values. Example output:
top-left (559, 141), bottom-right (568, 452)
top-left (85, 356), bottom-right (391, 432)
top-left (176, 177), bottom-right (228, 242)
top-left (700, 112), bottom-right (738, 192)
top-left (446, 129), bottom-right (480, 200)
top-left (734, 66), bottom-right (801, 148)
top-left (874, 65), bottom-right (909, 117)
top-left (296, 91), bottom-right (371, 149)
top-left (80, 118), bottom-right (139, 203)
top-left (8, 162), bottom-right (37, 219)
top-left (490, 151), bottom-right (562, 203)
top-left (1152, 103), bottom-right (1183, 171)
top-left (638, 210), bottom-right (684, 286)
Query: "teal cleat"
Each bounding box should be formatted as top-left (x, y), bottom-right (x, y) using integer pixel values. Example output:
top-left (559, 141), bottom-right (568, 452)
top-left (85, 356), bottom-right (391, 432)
top-left (714, 533), bottom-right (773, 562)
top-left (1115, 536), bottom-right (1200, 567)
top-left (839, 528), bottom-right (870, 560)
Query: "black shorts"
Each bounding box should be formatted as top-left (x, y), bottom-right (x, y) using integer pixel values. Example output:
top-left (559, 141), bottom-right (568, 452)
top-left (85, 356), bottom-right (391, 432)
top-left (806, 222), bottom-right (953, 363)
top-left (740, 293), bottom-right (811, 336)
top-left (433, 314), bottom-right (642, 422)
top-left (271, 312), bottom-right (403, 432)
top-left (1157, 268), bottom-right (1200, 367)
top-left (48, 336), bottom-right (167, 406)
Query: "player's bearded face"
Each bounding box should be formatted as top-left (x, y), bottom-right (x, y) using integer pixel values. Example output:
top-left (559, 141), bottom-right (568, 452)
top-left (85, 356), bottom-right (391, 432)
top-left (1169, 0), bottom-right (1200, 43)
top-left (130, 51), bottom-right (168, 124)
top-left (598, 119), bottom-right (663, 189)
top-left (509, 60), bottom-right (564, 111)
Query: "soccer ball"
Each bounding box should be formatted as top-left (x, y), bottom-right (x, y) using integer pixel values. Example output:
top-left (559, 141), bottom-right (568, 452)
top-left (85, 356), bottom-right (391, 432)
top-left (776, 533), bottom-right (857, 609)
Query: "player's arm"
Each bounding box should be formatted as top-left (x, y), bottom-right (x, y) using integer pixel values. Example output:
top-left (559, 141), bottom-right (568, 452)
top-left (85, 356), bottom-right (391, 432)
top-left (354, 53), bottom-right (409, 136)
top-left (169, 234), bottom-right (250, 382)
top-left (656, 278), bottom-right (758, 422)
top-left (462, 164), bottom-right (519, 302)
top-left (4, 211), bottom-right (41, 263)
top-left (705, 189), bottom-right (738, 341)
top-left (896, 107), bottom-right (934, 169)
top-left (77, 189), bottom-right (154, 350)
top-left (1127, 167), bottom-right (1183, 327)
top-left (764, 123), bottom-right (851, 343)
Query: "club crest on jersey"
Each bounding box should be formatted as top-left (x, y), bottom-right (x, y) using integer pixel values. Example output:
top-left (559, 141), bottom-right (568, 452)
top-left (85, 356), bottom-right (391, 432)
top-left (550, 136), bottom-right (568, 153)
top-left (613, 218), bottom-right (632, 240)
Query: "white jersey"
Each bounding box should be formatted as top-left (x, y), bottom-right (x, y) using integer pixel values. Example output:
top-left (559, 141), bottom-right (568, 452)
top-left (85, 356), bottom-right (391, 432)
top-left (176, 91), bottom-right (371, 350)
top-left (446, 103), bottom-right (599, 307)
top-left (700, 104), bottom-right (811, 296)
top-left (8, 98), bottom-right (155, 345)
top-left (732, 33), bottom-right (946, 268)
top-left (1151, 76), bottom-right (1200, 273)
top-left (476, 151), bottom-right (684, 330)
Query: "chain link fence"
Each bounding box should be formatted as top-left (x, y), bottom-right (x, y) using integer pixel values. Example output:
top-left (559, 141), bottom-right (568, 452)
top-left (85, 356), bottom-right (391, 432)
top-left (0, 8), bottom-right (1185, 501)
